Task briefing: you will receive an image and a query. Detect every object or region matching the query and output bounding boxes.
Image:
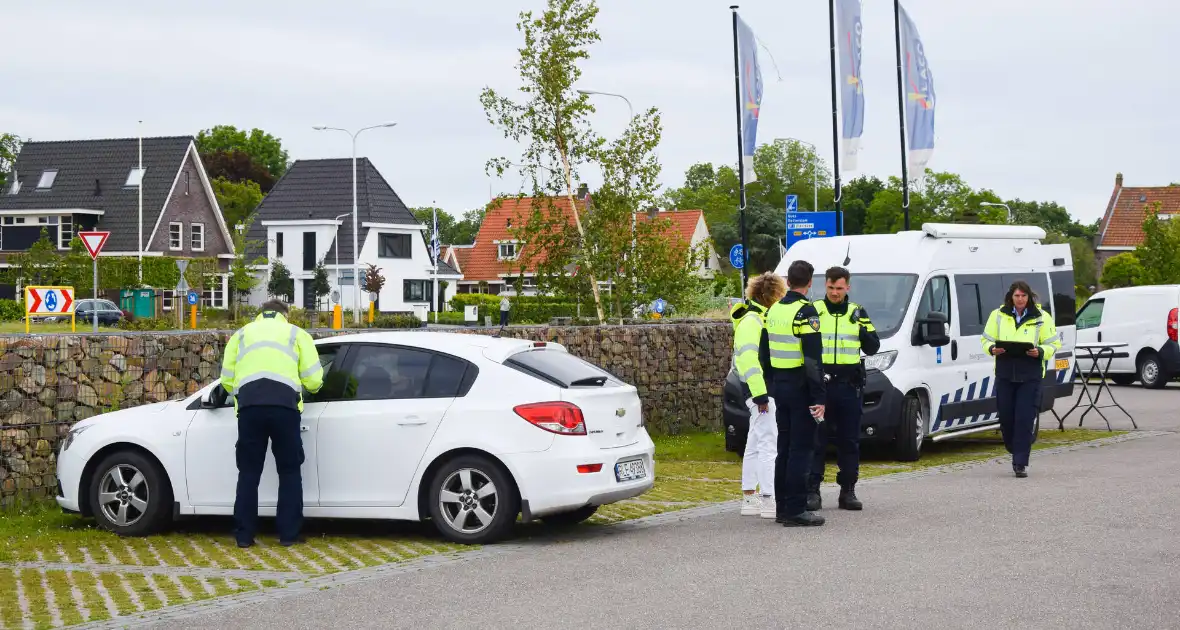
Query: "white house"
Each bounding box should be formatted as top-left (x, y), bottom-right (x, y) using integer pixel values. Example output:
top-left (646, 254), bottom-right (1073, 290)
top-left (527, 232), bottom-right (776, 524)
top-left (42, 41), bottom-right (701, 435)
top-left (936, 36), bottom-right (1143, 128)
top-left (244, 158), bottom-right (460, 314)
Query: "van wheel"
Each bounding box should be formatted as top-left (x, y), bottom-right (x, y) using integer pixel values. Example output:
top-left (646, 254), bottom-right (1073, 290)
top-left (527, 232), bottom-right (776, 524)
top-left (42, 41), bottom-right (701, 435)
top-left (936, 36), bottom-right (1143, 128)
top-left (1110, 374), bottom-right (1136, 386)
top-left (428, 455), bottom-right (519, 545)
top-left (894, 394), bottom-right (925, 462)
top-left (1139, 353), bottom-right (1166, 389)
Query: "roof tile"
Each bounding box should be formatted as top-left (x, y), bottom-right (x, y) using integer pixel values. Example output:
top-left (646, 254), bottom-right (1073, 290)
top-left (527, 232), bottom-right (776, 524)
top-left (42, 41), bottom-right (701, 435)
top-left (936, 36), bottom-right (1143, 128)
top-left (1097, 183), bottom-right (1180, 248)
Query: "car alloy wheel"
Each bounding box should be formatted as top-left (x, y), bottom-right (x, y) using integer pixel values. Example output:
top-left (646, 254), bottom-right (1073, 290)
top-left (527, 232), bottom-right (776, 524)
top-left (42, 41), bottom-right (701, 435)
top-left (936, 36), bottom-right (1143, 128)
top-left (97, 463), bottom-right (150, 528)
top-left (437, 468), bottom-right (499, 535)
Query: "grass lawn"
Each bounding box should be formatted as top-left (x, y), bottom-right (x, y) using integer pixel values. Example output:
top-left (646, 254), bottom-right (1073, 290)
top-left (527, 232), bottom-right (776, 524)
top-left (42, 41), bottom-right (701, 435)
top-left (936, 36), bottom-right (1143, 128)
top-left (0, 426), bottom-right (1125, 628)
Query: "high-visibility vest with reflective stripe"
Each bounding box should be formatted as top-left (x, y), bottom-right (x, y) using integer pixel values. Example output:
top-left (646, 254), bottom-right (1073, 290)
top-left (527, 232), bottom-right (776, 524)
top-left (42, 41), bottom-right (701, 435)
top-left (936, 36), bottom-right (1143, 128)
top-left (765, 299), bottom-right (808, 369)
top-left (815, 300), bottom-right (871, 365)
top-left (980, 304), bottom-right (1061, 377)
top-left (733, 304), bottom-right (767, 399)
top-left (729, 301), bottom-right (749, 330)
top-left (221, 311), bottom-right (324, 412)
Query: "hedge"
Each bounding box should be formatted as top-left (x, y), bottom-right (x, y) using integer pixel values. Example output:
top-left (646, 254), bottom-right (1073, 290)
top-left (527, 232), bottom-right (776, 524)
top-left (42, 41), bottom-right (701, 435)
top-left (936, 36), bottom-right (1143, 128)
top-left (449, 294), bottom-right (579, 322)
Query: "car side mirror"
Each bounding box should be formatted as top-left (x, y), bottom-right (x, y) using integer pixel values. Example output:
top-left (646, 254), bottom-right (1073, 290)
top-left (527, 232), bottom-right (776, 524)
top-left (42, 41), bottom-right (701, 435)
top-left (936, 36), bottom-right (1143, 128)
top-left (915, 312), bottom-right (951, 347)
top-left (202, 383), bottom-right (229, 409)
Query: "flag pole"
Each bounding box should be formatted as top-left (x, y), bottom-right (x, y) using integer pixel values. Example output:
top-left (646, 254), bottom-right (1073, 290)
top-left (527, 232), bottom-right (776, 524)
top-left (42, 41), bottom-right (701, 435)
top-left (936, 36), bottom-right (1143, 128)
top-left (893, 0), bottom-right (911, 231)
top-left (729, 5), bottom-right (749, 288)
top-left (828, 0), bottom-right (844, 235)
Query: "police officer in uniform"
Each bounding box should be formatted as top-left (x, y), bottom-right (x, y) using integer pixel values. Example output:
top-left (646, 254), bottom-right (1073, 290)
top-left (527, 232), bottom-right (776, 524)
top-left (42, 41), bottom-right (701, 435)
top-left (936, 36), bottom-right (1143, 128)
top-left (765, 260), bottom-right (827, 527)
top-left (221, 300), bottom-right (324, 548)
top-left (981, 280), bottom-right (1060, 478)
top-left (806, 266), bottom-right (880, 511)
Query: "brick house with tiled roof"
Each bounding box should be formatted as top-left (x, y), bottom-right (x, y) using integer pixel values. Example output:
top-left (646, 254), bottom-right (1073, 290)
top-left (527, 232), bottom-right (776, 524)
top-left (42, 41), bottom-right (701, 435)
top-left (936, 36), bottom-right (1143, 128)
top-left (1095, 173), bottom-right (1180, 274)
top-left (452, 193), bottom-right (718, 295)
top-left (0, 136), bottom-right (235, 304)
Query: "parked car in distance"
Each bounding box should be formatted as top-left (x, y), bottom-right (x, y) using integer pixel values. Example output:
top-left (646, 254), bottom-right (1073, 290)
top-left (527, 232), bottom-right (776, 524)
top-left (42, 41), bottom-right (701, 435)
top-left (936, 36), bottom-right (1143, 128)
top-left (47, 299), bottom-right (124, 326)
top-left (54, 332), bottom-right (655, 544)
top-left (1075, 285), bottom-right (1180, 388)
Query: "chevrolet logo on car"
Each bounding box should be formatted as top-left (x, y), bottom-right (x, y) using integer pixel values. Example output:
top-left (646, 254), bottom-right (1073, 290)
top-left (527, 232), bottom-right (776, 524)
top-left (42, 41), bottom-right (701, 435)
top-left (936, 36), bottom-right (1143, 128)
top-left (615, 408), bottom-right (626, 417)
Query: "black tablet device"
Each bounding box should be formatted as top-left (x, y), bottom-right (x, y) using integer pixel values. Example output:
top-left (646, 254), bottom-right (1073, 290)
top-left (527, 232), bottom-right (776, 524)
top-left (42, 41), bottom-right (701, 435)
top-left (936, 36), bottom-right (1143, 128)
top-left (995, 340), bottom-right (1034, 353)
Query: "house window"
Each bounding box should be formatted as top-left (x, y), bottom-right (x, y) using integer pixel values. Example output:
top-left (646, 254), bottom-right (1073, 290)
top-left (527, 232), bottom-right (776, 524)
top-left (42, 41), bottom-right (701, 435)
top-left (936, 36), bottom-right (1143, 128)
top-left (125, 168), bottom-right (146, 188)
top-left (203, 277), bottom-right (226, 309)
top-left (498, 242), bottom-right (518, 260)
top-left (37, 170), bottom-right (58, 190)
top-left (303, 232), bottom-right (316, 271)
top-left (58, 216), bottom-right (73, 249)
top-left (190, 223), bottom-right (205, 251)
top-left (378, 233), bottom-right (412, 258)
top-left (169, 222), bottom-right (183, 251)
top-left (276, 232), bottom-right (284, 256)
top-left (403, 279), bottom-right (433, 303)
top-left (161, 289), bottom-right (175, 312)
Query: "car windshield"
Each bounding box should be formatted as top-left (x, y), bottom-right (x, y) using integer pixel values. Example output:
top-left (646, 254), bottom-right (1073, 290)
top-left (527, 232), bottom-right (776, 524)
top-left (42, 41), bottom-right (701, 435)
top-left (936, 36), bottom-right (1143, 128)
top-left (805, 273), bottom-right (918, 339)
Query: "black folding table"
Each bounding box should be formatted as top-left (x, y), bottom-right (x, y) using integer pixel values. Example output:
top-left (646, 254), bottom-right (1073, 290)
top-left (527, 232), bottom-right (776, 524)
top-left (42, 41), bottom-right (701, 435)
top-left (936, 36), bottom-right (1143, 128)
top-left (1057, 342), bottom-right (1137, 431)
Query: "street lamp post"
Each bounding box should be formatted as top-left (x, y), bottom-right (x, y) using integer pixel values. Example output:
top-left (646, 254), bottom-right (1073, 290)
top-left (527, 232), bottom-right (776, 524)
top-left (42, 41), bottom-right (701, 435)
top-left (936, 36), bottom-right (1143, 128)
top-left (980, 202), bottom-right (1013, 223)
top-left (333, 212), bottom-right (349, 320)
top-left (313, 121), bottom-right (398, 324)
top-left (779, 137), bottom-right (819, 212)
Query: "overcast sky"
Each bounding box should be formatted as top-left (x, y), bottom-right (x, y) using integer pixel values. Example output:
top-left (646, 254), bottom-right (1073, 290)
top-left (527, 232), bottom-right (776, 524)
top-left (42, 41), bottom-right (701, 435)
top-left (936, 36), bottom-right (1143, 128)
top-left (4, 0), bottom-right (1175, 224)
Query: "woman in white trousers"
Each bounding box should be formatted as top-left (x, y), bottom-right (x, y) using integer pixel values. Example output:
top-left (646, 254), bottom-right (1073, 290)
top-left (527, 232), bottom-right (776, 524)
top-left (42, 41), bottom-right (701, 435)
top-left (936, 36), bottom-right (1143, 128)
top-left (732, 272), bottom-right (786, 519)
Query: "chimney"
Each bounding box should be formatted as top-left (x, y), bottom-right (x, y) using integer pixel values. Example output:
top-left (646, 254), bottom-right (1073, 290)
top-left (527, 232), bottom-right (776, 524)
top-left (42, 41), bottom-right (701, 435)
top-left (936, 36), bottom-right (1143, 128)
top-left (576, 183), bottom-right (589, 200)
top-left (1115, 172), bottom-right (1123, 188)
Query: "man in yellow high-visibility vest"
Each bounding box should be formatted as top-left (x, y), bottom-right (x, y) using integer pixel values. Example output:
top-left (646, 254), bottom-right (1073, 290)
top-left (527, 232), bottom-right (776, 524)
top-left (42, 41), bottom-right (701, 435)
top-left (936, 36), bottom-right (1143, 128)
top-left (221, 300), bottom-right (324, 548)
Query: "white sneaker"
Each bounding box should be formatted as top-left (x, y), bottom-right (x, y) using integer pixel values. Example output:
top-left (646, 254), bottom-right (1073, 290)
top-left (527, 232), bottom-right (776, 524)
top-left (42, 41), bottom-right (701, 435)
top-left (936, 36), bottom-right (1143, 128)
top-left (759, 496), bottom-right (777, 519)
top-left (740, 494), bottom-right (760, 516)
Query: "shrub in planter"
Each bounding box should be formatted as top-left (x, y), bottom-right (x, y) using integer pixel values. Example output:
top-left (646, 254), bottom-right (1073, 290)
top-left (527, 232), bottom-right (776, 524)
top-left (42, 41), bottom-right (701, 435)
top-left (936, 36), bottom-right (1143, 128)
top-left (371, 314), bottom-right (423, 329)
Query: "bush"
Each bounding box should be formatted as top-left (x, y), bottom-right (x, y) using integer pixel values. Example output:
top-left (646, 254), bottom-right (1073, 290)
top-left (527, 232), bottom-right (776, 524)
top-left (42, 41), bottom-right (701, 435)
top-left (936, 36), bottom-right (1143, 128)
top-left (116, 317), bottom-right (177, 331)
top-left (371, 314), bottom-right (423, 329)
top-left (448, 294), bottom-right (578, 323)
top-left (0, 299), bottom-right (22, 322)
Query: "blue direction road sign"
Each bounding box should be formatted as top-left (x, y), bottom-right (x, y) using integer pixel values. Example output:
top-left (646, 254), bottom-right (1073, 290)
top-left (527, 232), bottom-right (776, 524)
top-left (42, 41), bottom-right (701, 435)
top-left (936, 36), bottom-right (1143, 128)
top-left (186, 290), bottom-right (199, 306)
top-left (786, 194), bottom-right (798, 213)
top-left (728, 244), bottom-right (745, 269)
top-left (652, 298), bottom-right (667, 314)
top-left (785, 211), bottom-right (839, 251)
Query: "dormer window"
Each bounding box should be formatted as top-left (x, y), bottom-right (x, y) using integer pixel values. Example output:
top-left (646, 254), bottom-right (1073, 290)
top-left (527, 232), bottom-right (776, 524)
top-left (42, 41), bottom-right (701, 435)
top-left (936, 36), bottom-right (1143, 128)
top-left (125, 168), bottom-right (147, 188)
top-left (37, 170), bottom-right (58, 190)
top-left (7, 178), bottom-right (18, 195)
top-left (498, 242), bottom-right (518, 261)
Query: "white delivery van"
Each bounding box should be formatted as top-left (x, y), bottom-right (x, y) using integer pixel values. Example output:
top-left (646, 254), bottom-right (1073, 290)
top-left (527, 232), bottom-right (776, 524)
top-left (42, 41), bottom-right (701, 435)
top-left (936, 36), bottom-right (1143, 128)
top-left (722, 223), bottom-right (1077, 461)
top-left (1074, 285), bottom-right (1180, 388)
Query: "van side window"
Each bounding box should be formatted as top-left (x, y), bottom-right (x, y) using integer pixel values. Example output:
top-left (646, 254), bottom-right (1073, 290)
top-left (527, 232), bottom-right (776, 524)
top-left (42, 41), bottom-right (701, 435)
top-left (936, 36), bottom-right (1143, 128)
top-left (917, 276), bottom-right (952, 324)
top-left (954, 274), bottom-right (1004, 336)
top-left (1049, 270), bottom-right (1077, 327)
top-left (1076, 299), bottom-right (1104, 330)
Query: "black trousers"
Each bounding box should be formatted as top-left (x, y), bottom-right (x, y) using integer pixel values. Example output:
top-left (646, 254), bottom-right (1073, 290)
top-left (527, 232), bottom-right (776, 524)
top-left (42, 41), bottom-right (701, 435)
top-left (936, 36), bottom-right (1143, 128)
top-left (234, 405), bottom-right (304, 544)
top-left (500, 310), bottom-right (510, 327)
top-left (772, 376), bottom-right (817, 517)
top-left (809, 380), bottom-right (862, 490)
top-left (995, 377), bottom-right (1041, 468)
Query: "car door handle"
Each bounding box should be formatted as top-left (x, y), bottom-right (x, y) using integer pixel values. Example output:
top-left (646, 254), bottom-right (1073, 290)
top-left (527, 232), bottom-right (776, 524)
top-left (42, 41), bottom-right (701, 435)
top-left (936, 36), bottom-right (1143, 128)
top-left (398, 416), bottom-right (427, 426)
top-left (1097, 331), bottom-right (1102, 342)
top-left (951, 340), bottom-right (958, 361)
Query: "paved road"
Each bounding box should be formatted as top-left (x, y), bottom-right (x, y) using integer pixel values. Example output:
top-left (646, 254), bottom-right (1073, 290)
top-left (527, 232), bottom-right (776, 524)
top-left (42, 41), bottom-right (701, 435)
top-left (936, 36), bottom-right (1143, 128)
top-left (146, 388), bottom-right (1179, 630)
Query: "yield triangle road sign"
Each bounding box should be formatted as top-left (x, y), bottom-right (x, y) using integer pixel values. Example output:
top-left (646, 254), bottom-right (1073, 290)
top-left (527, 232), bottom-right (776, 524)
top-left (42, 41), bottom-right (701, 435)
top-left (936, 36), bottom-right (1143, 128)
top-left (78, 231), bottom-right (111, 260)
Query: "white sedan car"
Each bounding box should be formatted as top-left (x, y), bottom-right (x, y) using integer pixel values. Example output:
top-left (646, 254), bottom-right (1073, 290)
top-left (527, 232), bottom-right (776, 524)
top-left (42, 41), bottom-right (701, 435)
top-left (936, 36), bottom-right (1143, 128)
top-left (55, 332), bottom-right (655, 544)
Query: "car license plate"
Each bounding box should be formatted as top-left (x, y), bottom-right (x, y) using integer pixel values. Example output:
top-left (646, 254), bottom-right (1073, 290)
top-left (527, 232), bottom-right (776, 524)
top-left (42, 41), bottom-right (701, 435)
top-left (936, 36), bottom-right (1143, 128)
top-left (1055, 358), bottom-right (1069, 370)
top-left (615, 459), bottom-right (646, 483)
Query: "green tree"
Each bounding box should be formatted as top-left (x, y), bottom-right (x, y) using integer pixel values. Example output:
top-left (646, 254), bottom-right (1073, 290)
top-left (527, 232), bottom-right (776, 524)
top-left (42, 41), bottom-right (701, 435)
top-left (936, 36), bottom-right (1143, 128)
top-left (662, 162), bottom-right (739, 233)
top-left (1135, 202), bottom-right (1180, 285)
top-left (210, 177), bottom-right (263, 233)
top-left (1102, 252), bottom-right (1144, 289)
top-left (841, 175), bottom-right (885, 235)
top-left (0, 133), bottom-right (20, 191)
top-left (414, 206), bottom-right (489, 246)
top-left (203, 150), bottom-right (277, 193)
top-left (196, 125), bottom-right (289, 179)
top-left (412, 207), bottom-right (457, 244)
top-left (481, 0), bottom-right (607, 321)
top-left (310, 261), bottom-right (331, 313)
top-left (268, 260), bottom-right (294, 301)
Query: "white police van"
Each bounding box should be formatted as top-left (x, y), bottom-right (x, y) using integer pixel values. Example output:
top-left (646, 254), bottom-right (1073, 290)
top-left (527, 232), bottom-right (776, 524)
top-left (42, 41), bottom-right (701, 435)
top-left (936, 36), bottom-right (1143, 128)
top-left (723, 223), bottom-right (1077, 461)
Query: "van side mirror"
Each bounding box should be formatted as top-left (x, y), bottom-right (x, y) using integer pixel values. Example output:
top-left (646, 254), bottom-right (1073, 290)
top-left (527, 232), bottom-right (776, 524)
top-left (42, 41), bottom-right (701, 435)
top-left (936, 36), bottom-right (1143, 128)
top-left (915, 312), bottom-right (951, 347)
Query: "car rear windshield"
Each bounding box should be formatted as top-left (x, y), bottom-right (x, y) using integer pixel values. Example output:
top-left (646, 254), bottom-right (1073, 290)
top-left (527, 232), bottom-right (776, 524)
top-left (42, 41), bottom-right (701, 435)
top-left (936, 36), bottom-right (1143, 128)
top-left (505, 349), bottom-right (622, 388)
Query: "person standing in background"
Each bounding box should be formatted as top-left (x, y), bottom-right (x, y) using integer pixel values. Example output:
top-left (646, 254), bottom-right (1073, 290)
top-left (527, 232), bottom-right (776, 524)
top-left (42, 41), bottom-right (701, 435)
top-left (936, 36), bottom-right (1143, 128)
top-left (499, 294), bottom-right (511, 329)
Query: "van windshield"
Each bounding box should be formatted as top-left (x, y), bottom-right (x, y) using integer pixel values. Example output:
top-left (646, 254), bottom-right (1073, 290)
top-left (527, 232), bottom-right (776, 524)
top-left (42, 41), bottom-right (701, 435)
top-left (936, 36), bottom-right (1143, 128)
top-left (806, 273), bottom-right (919, 339)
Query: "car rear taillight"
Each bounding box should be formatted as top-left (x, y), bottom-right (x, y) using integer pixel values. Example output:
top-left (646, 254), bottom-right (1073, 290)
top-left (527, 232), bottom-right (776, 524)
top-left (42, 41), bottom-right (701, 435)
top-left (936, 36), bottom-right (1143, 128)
top-left (1168, 308), bottom-right (1178, 343)
top-left (514, 402), bottom-right (586, 435)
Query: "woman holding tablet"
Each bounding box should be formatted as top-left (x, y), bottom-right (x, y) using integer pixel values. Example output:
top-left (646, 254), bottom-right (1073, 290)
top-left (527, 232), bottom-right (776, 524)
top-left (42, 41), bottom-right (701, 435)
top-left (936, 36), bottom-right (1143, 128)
top-left (981, 280), bottom-right (1062, 478)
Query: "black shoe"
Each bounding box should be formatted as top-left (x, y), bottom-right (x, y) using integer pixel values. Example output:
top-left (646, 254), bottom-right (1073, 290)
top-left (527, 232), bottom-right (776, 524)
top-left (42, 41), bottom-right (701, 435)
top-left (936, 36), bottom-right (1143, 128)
top-left (280, 536), bottom-right (306, 547)
top-left (806, 492), bottom-right (822, 511)
top-left (1013, 465), bottom-right (1028, 478)
top-left (777, 511), bottom-right (826, 527)
top-left (236, 539), bottom-right (254, 548)
top-left (838, 487), bottom-right (863, 511)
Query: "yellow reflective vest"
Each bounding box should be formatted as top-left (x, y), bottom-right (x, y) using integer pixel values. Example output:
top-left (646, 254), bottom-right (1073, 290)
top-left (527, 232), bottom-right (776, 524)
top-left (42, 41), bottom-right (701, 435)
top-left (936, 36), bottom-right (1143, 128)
top-left (221, 311), bottom-right (324, 412)
top-left (981, 304), bottom-right (1061, 381)
top-left (814, 300), bottom-right (877, 366)
top-left (732, 302), bottom-right (768, 402)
